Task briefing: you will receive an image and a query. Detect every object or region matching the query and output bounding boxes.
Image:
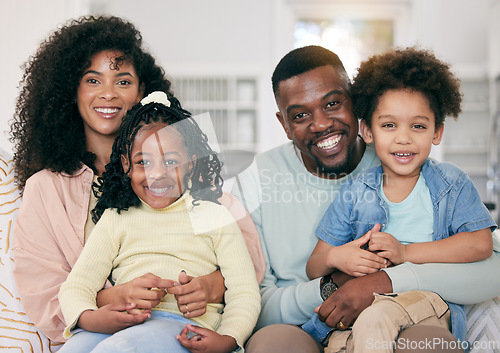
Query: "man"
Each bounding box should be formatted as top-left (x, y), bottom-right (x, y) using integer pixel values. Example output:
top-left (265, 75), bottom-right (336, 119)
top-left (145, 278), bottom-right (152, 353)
top-left (233, 45), bottom-right (500, 353)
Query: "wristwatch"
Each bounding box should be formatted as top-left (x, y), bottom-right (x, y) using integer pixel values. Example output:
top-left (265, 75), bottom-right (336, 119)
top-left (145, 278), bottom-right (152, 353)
top-left (320, 273), bottom-right (338, 301)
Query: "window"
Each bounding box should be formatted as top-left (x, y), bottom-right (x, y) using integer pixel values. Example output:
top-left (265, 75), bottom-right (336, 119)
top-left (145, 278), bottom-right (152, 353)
top-left (294, 18), bottom-right (394, 78)
top-left (289, 1), bottom-right (412, 78)
top-left (172, 77), bottom-right (258, 152)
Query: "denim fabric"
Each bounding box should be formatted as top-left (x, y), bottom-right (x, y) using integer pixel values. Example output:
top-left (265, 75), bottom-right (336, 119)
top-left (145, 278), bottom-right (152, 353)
top-left (304, 159), bottom-right (497, 344)
top-left (301, 312), bottom-right (333, 345)
top-left (58, 311), bottom-right (197, 353)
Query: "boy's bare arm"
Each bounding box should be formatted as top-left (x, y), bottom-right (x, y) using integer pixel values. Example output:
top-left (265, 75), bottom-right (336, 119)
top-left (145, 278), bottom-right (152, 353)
top-left (307, 229), bottom-right (387, 280)
top-left (371, 228), bottom-right (493, 265)
top-left (306, 239), bottom-right (339, 279)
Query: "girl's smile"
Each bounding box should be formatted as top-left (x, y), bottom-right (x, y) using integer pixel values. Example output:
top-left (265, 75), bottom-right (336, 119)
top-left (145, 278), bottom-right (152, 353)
top-left (122, 122), bottom-right (194, 209)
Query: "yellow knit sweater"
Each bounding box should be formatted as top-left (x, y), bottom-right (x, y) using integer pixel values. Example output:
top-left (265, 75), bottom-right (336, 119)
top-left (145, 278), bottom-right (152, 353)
top-left (59, 192), bottom-right (261, 346)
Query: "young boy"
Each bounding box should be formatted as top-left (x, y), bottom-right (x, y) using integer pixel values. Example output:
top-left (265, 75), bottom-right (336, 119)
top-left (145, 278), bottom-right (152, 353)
top-left (304, 47), bottom-right (496, 352)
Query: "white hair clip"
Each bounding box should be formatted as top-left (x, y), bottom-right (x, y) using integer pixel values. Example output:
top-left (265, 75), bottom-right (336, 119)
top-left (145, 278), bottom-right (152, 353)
top-left (140, 91), bottom-right (171, 107)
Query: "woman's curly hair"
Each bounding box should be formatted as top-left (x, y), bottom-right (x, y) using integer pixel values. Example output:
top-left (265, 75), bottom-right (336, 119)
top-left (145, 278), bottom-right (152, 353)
top-left (352, 46), bottom-right (462, 128)
top-left (91, 96), bottom-right (223, 223)
top-left (10, 15), bottom-right (173, 192)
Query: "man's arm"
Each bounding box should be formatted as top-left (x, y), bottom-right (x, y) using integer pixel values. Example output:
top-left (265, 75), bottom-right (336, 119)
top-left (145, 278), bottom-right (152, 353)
top-left (317, 248), bottom-right (500, 330)
top-left (384, 251), bottom-right (500, 304)
top-left (317, 270), bottom-right (392, 328)
top-left (257, 252), bottom-right (323, 328)
top-left (232, 166), bottom-right (323, 328)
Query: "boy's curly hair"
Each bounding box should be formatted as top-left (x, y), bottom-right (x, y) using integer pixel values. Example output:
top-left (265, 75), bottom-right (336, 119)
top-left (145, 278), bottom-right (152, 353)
top-left (352, 46), bottom-right (462, 128)
top-left (91, 96), bottom-right (223, 223)
top-left (10, 15), bottom-right (172, 192)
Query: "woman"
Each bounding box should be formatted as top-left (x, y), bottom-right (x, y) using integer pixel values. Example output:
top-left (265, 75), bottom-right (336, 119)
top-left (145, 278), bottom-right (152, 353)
top-left (10, 15), bottom-right (264, 344)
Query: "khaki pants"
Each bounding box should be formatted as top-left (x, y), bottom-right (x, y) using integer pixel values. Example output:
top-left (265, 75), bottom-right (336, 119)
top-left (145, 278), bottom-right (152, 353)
top-left (326, 291), bottom-right (451, 353)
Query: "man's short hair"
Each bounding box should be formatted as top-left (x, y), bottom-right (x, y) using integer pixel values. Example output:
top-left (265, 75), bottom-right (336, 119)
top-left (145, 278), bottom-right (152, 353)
top-left (272, 45), bottom-right (350, 97)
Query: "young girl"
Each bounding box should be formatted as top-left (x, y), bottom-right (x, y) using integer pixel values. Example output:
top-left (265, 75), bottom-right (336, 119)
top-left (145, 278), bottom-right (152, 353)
top-left (58, 91), bottom-right (261, 353)
top-left (304, 47), bottom-right (496, 352)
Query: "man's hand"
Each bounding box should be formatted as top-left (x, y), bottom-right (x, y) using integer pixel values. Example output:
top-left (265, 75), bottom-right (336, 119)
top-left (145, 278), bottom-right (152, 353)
top-left (77, 303), bottom-right (150, 334)
top-left (176, 323), bottom-right (238, 353)
top-left (316, 270), bottom-right (392, 328)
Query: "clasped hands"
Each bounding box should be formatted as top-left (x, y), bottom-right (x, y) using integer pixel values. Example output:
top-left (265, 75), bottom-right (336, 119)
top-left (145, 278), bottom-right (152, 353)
top-left (80, 270), bottom-right (209, 333)
top-left (333, 223), bottom-right (407, 278)
top-left (122, 270), bottom-right (210, 318)
top-left (315, 224), bottom-right (399, 330)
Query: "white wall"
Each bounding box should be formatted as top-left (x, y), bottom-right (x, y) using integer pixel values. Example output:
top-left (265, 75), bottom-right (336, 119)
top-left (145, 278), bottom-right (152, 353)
top-left (413, 0), bottom-right (490, 76)
top-left (0, 0), bottom-right (89, 155)
top-left (489, 0), bottom-right (500, 79)
top-left (0, 0), bottom-right (497, 157)
top-left (103, 0), bottom-right (287, 153)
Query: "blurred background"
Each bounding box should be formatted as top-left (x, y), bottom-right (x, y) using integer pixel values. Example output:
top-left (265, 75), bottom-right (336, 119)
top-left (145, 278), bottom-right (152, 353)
top-left (1, 0), bottom-right (500, 219)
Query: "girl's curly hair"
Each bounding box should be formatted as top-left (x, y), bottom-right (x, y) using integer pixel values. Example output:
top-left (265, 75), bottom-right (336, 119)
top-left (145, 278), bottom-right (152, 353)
top-left (91, 96), bottom-right (223, 223)
top-left (352, 46), bottom-right (462, 128)
top-left (10, 15), bottom-right (173, 192)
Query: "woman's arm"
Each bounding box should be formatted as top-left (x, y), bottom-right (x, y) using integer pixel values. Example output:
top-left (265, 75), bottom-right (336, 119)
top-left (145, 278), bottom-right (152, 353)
top-left (76, 304), bottom-right (150, 334)
top-left (12, 174), bottom-right (74, 342)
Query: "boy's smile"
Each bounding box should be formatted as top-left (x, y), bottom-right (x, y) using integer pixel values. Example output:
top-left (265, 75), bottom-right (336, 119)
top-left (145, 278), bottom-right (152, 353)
top-left (361, 89), bottom-right (444, 182)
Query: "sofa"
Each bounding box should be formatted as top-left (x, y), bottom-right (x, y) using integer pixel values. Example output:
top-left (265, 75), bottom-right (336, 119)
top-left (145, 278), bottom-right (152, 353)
top-left (1, 150), bottom-right (499, 352)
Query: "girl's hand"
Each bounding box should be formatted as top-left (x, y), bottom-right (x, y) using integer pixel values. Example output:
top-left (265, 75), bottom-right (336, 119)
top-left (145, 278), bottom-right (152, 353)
top-left (168, 270), bottom-right (225, 319)
top-left (97, 273), bottom-right (173, 312)
top-left (77, 303), bottom-right (150, 334)
top-left (332, 230), bottom-right (387, 277)
top-left (176, 323), bottom-right (238, 353)
top-left (369, 232), bottom-right (406, 265)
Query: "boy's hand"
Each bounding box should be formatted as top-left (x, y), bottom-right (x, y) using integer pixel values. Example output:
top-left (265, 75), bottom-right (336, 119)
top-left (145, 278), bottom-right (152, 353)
top-left (77, 303), bottom-right (150, 334)
top-left (332, 226), bottom-right (387, 277)
top-left (176, 323), bottom-right (238, 353)
top-left (369, 231), bottom-right (406, 265)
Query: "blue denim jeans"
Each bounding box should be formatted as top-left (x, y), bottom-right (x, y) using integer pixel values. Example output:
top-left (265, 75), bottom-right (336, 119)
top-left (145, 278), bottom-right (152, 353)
top-left (59, 311), bottom-right (197, 353)
top-left (301, 313), bottom-right (332, 344)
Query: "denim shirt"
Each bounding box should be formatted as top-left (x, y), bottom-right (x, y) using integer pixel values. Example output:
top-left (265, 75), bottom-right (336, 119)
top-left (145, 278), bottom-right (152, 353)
top-left (316, 159), bottom-right (497, 343)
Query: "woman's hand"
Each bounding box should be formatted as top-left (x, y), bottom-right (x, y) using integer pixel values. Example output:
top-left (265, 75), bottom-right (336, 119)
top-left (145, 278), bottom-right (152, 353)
top-left (96, 273), bottom-right (173, 312)
top-left (168, 270), bottom-right (225, 319)
top-left (77, 303), bottom-right (150, 334)
top-left (176, 323), bottom-right (238, 353)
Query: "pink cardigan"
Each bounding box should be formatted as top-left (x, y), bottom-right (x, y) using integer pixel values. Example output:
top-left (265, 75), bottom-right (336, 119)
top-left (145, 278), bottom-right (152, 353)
top-left (12, 165), bottom-right (264, 343)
